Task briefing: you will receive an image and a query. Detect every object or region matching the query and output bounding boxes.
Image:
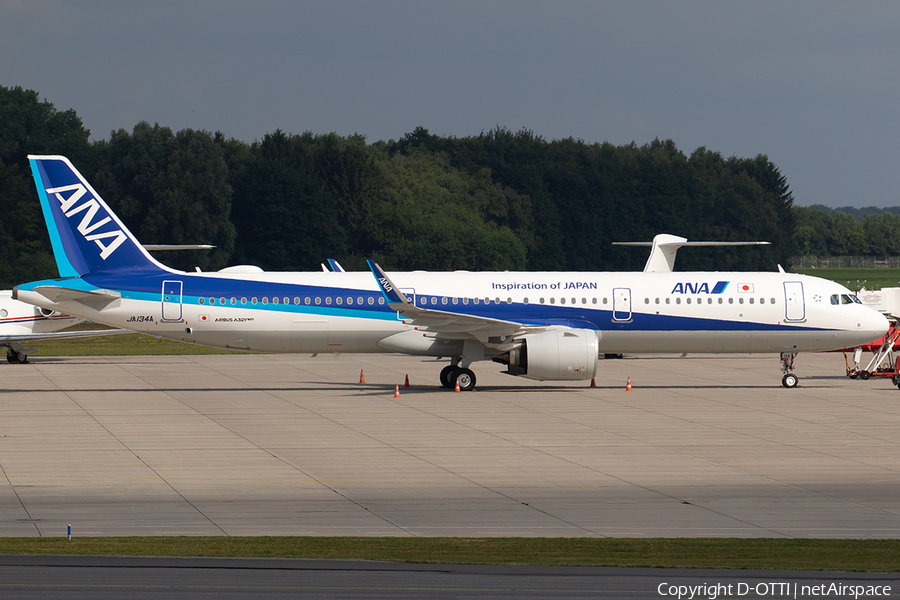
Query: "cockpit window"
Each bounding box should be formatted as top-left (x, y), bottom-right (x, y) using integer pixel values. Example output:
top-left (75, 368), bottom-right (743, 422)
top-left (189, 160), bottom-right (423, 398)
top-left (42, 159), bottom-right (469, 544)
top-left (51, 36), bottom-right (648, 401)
top-left (833, 293), bottom-right (862, 305)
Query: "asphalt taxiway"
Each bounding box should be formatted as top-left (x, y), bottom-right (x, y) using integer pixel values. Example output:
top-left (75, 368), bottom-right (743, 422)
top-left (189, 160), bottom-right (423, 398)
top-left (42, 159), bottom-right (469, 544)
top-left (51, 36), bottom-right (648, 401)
top-left (1, 352), bottom-right (899, 537)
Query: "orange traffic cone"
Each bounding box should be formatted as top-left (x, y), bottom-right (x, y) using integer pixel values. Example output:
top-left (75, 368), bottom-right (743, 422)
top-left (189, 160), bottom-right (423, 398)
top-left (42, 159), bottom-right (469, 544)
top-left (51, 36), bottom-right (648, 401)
top-left (394, 383), bottom-right (401, 398)
top-left (625, 376), bottom-right (632, 391)
top-left (454, 378), bottom-right (461, 392)
top-left (359, 369), bottom-right (366, 384)
top-left (590, 378), bottom-right (596, 388)
top-left (404, 374), bottom-right (410, 388)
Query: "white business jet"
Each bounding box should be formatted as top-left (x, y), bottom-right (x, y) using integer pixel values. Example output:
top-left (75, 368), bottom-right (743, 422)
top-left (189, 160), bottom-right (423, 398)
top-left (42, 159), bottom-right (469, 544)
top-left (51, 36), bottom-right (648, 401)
top-left (0, 290), bottom-right (127, 363)
top-left (14, 155), bottom-right (889, 389)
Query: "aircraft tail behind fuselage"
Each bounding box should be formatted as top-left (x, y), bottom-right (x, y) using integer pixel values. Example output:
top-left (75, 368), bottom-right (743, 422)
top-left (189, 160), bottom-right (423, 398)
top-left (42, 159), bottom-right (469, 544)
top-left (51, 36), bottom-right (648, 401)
top-left (28, 155), bottom-right (168, 278)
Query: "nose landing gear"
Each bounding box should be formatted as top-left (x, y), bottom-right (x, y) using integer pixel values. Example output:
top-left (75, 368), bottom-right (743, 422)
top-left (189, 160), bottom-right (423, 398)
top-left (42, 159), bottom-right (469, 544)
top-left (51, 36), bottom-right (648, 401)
top-left (781, 352), bottom-right (799, 388)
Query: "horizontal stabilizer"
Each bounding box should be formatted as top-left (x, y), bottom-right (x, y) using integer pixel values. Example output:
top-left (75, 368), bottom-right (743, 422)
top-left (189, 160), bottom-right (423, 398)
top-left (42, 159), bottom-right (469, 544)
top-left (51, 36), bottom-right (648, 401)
top-left (33, 285), bottom-right (121, 310)
top-left (613, 234), bottom-right (770, 272)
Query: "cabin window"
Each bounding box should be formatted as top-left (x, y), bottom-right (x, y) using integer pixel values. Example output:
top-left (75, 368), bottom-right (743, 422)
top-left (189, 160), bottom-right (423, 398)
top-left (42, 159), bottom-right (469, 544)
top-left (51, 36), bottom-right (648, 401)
top-left (251, 297), bottom-right (258, 305)
top-left (452, 298), bottom-right (458, 305)
top-left (273, 297), bottom-right (279, 305)
top-left (728, 298), bottom-right (734, 304)
top-left (655, 298), bottom-right (660, 304)
top-left (560, 297), bottom-right (566, 305)
top-left (305, 297), bottom-right (311, 305)
top-left (324, 297), bottom-right (331, 305)
top-left (738, 298), bottom-right (744, 304)
top-left (770, 298), bottom-right (776, 304)
top-left (550, 298), bottom-right (556, 304)
top-left (346, 297), bottom-right (352, 305)
top-left (378, 297), bottom-right (385, 305)
top-left (676, 298), bottom-right (681, 305)
top-left (241, 298), bottom-right (247, 305)
top-left (570, 298), bottom-right (575, 304)
top-left (199, 298), bottom-right (205, 305)
top-left (463, 298), bottom-right (469, 305)
top-left (442, 297), bottom-right (448, 305)
top-left (209, 298), bottom-right (216, 305)
top-left (644, 298), bottom-right (650, 304)
top-left (293, 297), bottom-right (300, 305)
top-left (507, 297), bottom-right (512, 304)
top-left (718, 298), bottom-right (723, 304)
top-left (230, 298), bottom-right (236, 305)
top-left (665, 298), bottom-right (670, 304)
top-left (262, 297), bottom-right (269, 305)
top-left (283, 297), bottom-right (289, 305)
top-left (603, 298), bottom-right (608, 304)
top-left (582, 298), bottom-right (587, 305)
top-left (686, 298), bottom-right (691, 305)
top-left (219, 297), bottom-right (226, 305)
top-left (473, 298), bottom-right (480, 305)
top-left (592, 298), bottom-right (598, 305)
top-left (524, 297), bottom-right (529, 305)
top-left (540, 298), bottom-right (545, 304)
top-left (335, 297), bottom-right (342, 305)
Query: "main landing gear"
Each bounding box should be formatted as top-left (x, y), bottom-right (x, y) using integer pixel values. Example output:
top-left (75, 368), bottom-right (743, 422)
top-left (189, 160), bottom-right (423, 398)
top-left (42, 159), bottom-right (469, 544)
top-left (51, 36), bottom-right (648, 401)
top-left (780, 352), bottom-right (798, 388)
top-left (5, 348), bottom-right (28, 364)
top-left (440, 364), bottom-right (476, 391)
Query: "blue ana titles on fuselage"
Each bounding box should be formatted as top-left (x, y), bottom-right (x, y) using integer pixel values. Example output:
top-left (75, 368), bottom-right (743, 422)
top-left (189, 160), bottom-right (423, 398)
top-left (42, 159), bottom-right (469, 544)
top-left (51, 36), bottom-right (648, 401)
top-left (671, 281), bottom-right (729, 294)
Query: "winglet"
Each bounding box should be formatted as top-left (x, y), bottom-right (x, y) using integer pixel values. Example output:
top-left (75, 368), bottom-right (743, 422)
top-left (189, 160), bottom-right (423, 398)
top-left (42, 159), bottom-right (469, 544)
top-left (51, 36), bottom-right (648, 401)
top-left (327, 259), bottom-right (346, 272)
top-left (367, 260), bottom-right (410, 306)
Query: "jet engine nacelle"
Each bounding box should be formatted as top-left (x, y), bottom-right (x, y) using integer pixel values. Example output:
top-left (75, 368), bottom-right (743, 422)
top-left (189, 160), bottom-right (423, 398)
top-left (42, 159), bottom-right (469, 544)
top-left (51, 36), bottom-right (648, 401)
top-left (495, 328), bottom-right (598, 381)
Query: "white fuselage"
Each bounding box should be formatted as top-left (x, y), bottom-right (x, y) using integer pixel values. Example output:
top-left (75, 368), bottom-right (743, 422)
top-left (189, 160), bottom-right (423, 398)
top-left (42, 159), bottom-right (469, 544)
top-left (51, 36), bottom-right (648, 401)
top-left (15, 270), bottom-right (889, 358)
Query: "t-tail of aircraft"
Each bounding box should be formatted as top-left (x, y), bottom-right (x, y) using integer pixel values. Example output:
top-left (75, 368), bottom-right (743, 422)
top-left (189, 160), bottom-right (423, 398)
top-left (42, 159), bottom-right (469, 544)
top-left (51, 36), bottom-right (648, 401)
top-left (28, 155), bottom-right (168, 277)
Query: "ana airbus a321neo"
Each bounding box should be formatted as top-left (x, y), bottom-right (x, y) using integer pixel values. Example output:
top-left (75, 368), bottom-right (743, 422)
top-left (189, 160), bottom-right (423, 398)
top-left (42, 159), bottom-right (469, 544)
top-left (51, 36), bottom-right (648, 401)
top-left (14, 155), bottom-right (889, 389)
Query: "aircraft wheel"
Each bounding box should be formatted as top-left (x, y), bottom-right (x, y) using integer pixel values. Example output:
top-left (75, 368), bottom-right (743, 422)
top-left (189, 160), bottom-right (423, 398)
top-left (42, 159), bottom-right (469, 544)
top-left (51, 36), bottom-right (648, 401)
top-left (439, 365), bottom-right (457, 389)
top-left (782, 373), bottom-right (798, 388)
top-left (859, 370), bottom-right (871, 380)
top-left (7, 351), bottom-right (18, 364)
top-left (452, 368), bottom-right (476, 391)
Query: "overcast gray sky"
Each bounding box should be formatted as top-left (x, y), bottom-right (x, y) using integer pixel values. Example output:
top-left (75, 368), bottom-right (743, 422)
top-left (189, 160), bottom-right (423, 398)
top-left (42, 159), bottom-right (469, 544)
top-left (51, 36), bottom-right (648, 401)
top-left (3, 1), bottom-right (899, 208)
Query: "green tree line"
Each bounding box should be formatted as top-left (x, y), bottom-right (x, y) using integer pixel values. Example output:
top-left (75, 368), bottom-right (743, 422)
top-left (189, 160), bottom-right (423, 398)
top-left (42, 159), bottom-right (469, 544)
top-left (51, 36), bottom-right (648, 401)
top-left (2, 85), bottom-right (803, 288)
top-left (793, 206), bottom-right (900, 256)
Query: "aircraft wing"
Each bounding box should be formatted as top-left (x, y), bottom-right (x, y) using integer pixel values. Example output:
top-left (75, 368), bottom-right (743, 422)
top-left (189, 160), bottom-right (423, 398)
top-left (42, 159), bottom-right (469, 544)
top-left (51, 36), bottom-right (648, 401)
top-left (0, 328), bottom-right (129, 344)
top-left (367, 260), bottom-right (529, 342)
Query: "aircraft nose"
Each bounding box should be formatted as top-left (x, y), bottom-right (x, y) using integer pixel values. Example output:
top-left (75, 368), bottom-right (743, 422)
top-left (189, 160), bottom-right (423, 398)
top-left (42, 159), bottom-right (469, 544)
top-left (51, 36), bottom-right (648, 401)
top-left (865, 308), bottom-right (890, 337)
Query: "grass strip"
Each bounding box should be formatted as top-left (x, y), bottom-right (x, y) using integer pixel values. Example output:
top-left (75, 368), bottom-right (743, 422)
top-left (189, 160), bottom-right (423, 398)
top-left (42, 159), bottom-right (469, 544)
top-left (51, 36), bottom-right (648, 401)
top-left (29, 331), bottom-right (242, 356)
top-left (791, 267), bottom-right (900, 291)
top-left (0, 537), bottom-right (897, 571)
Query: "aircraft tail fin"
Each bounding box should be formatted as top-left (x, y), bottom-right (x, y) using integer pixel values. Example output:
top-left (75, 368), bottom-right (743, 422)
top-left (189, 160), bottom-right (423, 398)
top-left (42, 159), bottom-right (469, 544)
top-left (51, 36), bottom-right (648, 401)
top-left (28, 155), bottom-right (168, 277)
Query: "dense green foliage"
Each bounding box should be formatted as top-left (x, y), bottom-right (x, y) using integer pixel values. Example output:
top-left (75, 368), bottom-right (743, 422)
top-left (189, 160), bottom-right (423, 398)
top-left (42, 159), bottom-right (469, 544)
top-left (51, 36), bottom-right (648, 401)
top-left (794, 205), bottom-right (900, 256)
top-left (1, 86), bottom-right (807, 287)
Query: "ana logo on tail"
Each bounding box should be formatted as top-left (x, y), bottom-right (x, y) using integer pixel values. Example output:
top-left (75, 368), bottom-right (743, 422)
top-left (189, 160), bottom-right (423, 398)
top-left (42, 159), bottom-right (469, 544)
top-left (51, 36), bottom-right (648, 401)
top-left (46, 183), bottom-right (126, 260)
